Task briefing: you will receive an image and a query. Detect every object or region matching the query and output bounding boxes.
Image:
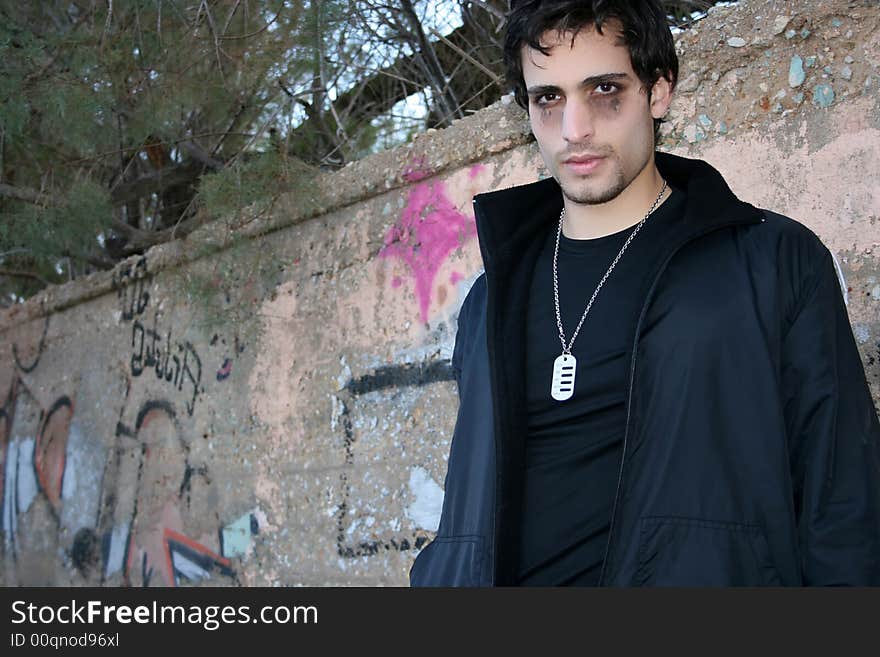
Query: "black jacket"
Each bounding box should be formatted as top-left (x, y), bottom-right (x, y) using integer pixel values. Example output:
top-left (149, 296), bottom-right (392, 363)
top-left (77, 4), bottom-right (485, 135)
top-left (409, 152), bottom-right (880, 586)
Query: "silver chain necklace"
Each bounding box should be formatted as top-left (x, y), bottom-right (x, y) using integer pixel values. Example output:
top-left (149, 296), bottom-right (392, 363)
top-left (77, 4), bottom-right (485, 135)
top-left (550, 180), bottom-right (668, 401)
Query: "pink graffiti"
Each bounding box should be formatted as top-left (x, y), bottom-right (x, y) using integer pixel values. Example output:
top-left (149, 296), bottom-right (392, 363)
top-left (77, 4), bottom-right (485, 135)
top-left (402, 156), bottom-right (431, 183)
top-left (380, 181), bottom-right (476, 322)
top-left (468, 164), bottom-right (485, 179)
top-left (216, 358), bottom-right (232, 381)
top-left (450, 271), bottom-right (464, 285)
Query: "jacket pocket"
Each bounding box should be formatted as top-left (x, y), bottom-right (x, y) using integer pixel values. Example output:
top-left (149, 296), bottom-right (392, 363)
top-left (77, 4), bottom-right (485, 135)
top-left (634, 517), bottom-right (781, 586)
top-left (409, 535), bottom-right (484, 587)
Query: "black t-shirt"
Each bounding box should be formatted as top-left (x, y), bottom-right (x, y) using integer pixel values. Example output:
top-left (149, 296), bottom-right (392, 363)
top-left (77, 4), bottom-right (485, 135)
top-left (518, 185), bottom-right (686, 586)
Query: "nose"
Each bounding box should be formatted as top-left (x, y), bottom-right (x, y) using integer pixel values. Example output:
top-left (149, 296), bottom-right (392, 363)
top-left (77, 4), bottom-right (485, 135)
top-left (561, 97), bottom-right (595, 144)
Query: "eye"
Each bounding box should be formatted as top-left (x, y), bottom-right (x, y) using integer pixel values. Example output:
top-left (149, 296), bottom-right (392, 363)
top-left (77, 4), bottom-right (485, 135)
top-left (533, 92), bottom-right (560, 107)
top-left (595, 82), bottom-right (618, 95)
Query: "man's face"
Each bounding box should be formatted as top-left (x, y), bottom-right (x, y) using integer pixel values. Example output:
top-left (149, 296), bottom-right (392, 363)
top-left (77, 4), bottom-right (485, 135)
top-left (521, 24), bottom-right (672, 205)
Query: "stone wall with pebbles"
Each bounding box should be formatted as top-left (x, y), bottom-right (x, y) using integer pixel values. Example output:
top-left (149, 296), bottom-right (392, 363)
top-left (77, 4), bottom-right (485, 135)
top-left (667, 0), bottom-right (877, 140)
top-left (0, 0), bottom-right (877, 586)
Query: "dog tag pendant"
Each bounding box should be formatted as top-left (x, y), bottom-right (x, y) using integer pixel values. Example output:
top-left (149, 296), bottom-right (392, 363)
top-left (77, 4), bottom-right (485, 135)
top-left (551, 353), bottom-right (576, 401)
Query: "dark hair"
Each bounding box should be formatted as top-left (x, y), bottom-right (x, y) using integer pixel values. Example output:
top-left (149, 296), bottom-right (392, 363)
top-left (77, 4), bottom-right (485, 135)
top-left (503, 0), bottom-right (679, 144)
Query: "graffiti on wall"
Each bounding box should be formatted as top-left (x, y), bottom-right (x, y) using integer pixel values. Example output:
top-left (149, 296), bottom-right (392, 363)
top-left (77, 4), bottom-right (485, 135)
top-left (34, 395), bottom-right (73, 512)
top-left (332, 360), bottom-right (455, 558)
top-left (1, 315), bottom-right (80, 568)
top-left (1, 387), bottom-right (86, 567)
top-left (1, 255), bottom-right (250, 586)
top-left (0, 342), bottom-right (113, 582)
top-left (12, 316), bottom-right (49, 374)
top-left (115, 257), bottom-right (204, 417)
top-left (0, 377), bottom-right (16, 536)
top-left (113, 256), bottom-right (151, 321)
top-left (104, 399), bottom-right (235, 586)
top-left (131, 315), bottom-right (203, 416)
top-left (379, 178), bottom-right (476, 323)
top-left (1, 317), bottom-right (51, 559)
top-left (0, 377), bottom-right (20, 556)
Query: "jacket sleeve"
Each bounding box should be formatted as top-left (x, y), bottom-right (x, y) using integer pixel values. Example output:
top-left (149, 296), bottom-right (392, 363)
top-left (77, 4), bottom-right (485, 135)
top-left (409, 273), bottom-right (486, 586)
top-left (782, 246), bottom-right (880, 585)
top-left (450, 273), bottom-right (483, 395)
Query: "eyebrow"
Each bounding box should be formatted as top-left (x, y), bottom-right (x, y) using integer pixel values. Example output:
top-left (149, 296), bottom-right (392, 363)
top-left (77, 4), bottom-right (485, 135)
top-left (526, 72), bottom-right (631, 96)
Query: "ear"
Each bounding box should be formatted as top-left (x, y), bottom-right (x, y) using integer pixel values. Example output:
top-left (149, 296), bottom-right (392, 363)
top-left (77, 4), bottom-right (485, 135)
top-left (649, 75), bottom-right (674, 119)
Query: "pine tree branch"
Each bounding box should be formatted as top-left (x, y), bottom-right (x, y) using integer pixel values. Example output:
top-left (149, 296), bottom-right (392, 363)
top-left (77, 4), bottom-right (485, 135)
top-left (108, 161), bottom-right (204, 206)
top-left (110, 211), bottom-right (208, 254)
top-left (0, 268), bottom-right (51, 285)
top-left (0, 182), bottom-right (204, 254)
top-left (288, 21), bottom-right (496, 151)
top-left (1, 164), bottom-right (209, 211)
top-left (429, 27), bottom-right (503, 86)
top-left (0, 183), bottom-right (57, 205)
top-left (467, 0), bottom-right (506, 21)
top-left (180, 140), bottom-right (224, 170)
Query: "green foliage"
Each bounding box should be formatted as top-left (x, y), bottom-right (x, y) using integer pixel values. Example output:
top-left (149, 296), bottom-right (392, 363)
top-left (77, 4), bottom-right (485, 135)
top-left (199, 150), bottom-right (317, 221)
top-left (0, 26), bottom-right (35, 141)
top-left (3, 179), bottom-right (110, 260)
top-left (32, 78), bottom-right (111, 156)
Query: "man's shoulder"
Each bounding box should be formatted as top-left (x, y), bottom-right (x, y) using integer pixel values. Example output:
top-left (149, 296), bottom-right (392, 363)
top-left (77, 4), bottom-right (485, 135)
top-left (742, 208), bottom-right (832, 282)
top-left (751, 208), bottom-right (844, 315)
top-left (457, 271), bottom-right (487, 323)
top-left (755, 208), bottom-right (828, 258)
top-left (450, 271), bottom-right (487, 370)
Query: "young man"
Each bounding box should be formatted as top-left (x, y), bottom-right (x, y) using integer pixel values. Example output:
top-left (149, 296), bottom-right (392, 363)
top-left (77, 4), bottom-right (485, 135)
top-left (410, 0), bottom-right (880, 586)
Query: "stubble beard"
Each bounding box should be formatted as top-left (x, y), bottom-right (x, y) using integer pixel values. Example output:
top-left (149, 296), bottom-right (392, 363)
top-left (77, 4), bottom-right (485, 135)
top-left (554, 144), bottom-right (653, 206)
top-left (559, 163), bottom-right (627, 205)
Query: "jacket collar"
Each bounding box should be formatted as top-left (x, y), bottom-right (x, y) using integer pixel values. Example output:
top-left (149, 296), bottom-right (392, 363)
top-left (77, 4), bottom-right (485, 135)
top-left (472, 151), bottom-right (764, 273)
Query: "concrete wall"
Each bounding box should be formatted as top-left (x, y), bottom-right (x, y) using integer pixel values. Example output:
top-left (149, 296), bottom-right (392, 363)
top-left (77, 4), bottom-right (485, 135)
top-left (1, 0), bottom-right (878, 586)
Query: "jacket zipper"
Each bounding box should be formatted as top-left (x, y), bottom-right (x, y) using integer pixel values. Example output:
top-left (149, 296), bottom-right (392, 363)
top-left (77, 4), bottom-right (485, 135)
top-left (596, 216), bottom-right (764, 586)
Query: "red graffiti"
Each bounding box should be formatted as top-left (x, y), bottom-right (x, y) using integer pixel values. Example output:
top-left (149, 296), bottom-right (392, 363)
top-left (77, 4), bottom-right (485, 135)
top-left (35, 396), bottom-right (73, 511)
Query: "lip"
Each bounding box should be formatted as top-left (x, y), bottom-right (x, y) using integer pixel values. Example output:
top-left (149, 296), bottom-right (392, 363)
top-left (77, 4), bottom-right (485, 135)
top-left (563, 155), bottom-right (604, 174)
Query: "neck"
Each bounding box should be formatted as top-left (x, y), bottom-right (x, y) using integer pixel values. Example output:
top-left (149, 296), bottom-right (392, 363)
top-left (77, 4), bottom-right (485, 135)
top-left (561, 158), bottom-right (670, 240)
